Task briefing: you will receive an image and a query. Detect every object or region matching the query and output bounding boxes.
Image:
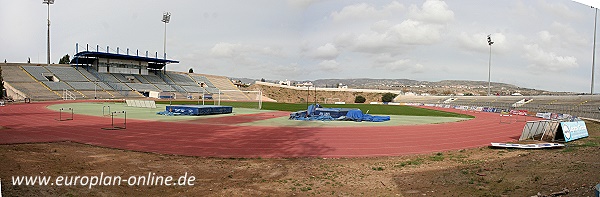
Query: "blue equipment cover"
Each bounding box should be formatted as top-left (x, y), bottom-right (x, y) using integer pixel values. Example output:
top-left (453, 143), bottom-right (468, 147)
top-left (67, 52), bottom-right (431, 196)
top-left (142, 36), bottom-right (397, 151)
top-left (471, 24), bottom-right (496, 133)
top-left (163, 105), bottom-right (232, 116)
top-left (289, 104), bottom-right (390, 122)
top-left (344, 109), bottom-right (390, 122)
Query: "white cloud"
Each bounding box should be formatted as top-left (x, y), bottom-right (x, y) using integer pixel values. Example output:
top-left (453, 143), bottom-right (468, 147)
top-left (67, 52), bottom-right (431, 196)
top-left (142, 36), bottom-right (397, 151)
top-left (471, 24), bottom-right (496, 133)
top-left (387, 20), bottom-right (443, 45)
top-left (330, 1), bottom-right (404, 22)
top-left (210, 42), bottom-right (242, 58)
top-left (331, 0), bottom-right (453, 55)
top-left (510, 1), bottom-right (538, 19)
top-left (539, 0), bottom-right (582, 19)
top-left (336, 19), bottom-right (448, 54)
top-left (288, 0), bottom-right (324, 9)
top-left (538, 31), bottom-right (554, 43)
top-left (372, 54), bottom-right (425, 73)
top-left (210, 42), bottom-right (281, 58)
top-left (408, 0), bottom-right (454, 24)
top-left (549, 22), bottom-right (587, 47)
top-left (318, 60), bottom-right (340, 71)
top-left (272, 63), bottom-right (308, 78)
top-left (370, 20), bottom-right (393, 33)
top-left (534, 22), bottom-right (588, 50)
top-left (523, 44), bottom-right (578, 71)
top-left (313, 43), bottom-right (340, 59)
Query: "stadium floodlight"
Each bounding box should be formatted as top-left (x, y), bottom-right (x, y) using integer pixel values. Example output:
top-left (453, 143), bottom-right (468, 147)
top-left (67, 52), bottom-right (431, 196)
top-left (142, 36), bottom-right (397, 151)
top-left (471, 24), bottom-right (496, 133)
top-left (592, 7), bottom-right (598, 95)
top-left (43, 0), bottom-right (55, 66)
top-left (162, 12), bottom-right (171, 61)
top-left (161, 12), bottom-right (171, 74)
top-left (487, 35), bottom-right (494, 96)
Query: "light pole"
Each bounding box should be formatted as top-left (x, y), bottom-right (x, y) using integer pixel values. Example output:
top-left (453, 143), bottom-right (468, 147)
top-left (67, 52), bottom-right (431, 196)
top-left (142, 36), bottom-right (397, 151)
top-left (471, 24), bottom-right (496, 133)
top-left (487, 35), bottom-right (494, 96)
top-left (161, 12), bottom-right (171, 73)
top-left (592, 7), bottom-right (597, 95)
top-left (43, 0), bottom-right (54, 66)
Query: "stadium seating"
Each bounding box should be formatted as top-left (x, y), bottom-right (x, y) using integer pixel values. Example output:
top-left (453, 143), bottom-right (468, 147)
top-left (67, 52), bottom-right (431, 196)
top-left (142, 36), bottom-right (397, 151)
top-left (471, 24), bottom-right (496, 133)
top-left (46, 66), bottom-right (89, 82)
top-left (181, 85), bottom-right (205, 93)
top-left (66, 82), bottom-right (101, 91)
top-left (127, 83), bottom-right (160, 92)
top-left (204, 75), bottom-right (251, 100)
top-left (166, 73), bottom-right (198, 86)
top-left (153, 84), bottom-right (175, 92)
top-left (144, 73), bottom-right (167, 84)
top-left (1, 65), bottom-right (32, 82)
top-left (42, 81), bottom-right (72, 91)
top-left (22, 66), bottom-right (52, 81)
top-left (189, 75), bottom-right (216, 88)
top-left (5, 81), bottom-right (61, 100)
top-left (134, 75), bottom-right (151, 84)
top-left (2, 63), bottom-right (250, 101)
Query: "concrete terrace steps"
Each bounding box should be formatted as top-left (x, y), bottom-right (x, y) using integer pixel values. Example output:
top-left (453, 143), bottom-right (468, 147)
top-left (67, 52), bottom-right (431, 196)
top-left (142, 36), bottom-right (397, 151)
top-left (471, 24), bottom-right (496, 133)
top-left (5, 82), bottom-right (62, 100)
top-left (2, 63), bottom-right (248, 101)
top-left (202, 74), bottom-right (250, 101)
top-left (74, 68), bottom-right (116, 98)
top-left (0, 64), bottom-right (35, 82)
top-left (13, 64), bottom-right (63, 99)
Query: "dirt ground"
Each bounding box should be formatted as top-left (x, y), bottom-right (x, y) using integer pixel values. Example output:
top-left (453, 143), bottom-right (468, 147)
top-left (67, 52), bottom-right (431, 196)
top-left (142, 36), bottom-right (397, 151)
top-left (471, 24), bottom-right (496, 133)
top-left (1, 121), bottom-right (599, 196)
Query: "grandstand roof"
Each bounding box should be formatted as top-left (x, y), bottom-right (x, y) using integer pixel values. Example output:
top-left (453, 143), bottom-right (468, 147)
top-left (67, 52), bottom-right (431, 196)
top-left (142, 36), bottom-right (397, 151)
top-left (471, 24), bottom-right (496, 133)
top-left (71, 51), bottom-right (179, 64)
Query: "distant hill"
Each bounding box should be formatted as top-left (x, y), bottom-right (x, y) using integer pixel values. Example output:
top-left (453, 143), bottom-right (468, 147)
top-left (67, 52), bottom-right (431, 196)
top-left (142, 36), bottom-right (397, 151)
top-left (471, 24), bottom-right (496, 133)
top-left (229, 77), bottom-right (566, 96)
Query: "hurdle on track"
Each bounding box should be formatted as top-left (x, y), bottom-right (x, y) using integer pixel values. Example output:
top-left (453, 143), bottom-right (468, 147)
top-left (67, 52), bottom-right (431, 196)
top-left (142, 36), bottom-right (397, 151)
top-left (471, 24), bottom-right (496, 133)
top-left (102, 105), bottom-right (111, 116)
top-left (499, 110), bottom-right (513, 124)
top-left (516, 113), bottom-right (528, 122)
top-left (101, 111), bottom-right (127, 130)
top-left (56, 107), bottom-right (74, 121)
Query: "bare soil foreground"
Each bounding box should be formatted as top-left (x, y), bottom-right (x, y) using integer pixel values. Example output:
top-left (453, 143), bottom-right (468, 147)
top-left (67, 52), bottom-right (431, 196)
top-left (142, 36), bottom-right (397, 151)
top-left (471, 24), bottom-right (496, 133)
top-left (1, 121), bottom-right (599, 196)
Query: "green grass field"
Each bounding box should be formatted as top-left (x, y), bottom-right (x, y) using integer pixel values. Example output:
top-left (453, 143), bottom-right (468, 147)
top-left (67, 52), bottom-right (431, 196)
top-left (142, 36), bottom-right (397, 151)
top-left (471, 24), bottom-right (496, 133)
top-left (155, 101), bottom-right (472, 118)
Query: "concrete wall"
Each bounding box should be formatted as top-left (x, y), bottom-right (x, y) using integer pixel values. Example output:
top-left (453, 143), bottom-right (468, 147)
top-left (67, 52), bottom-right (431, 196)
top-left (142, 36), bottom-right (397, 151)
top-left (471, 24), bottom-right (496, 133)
top-left (3, 82), bottom-right (27, 100)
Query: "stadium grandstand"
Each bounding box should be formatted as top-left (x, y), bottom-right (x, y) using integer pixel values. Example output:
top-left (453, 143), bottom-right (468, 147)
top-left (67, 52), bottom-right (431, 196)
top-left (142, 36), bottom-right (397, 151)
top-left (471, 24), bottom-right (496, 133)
top-left (0, 45), bottom-right (252, 102)
top-left (395, 95), bottom-right (600, 120)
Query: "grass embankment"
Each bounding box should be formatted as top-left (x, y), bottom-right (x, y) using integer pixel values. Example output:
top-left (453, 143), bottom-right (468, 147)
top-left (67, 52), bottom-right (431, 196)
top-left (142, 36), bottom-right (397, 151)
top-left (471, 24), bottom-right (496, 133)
top-left (155, 101), bottom-right (472, 118)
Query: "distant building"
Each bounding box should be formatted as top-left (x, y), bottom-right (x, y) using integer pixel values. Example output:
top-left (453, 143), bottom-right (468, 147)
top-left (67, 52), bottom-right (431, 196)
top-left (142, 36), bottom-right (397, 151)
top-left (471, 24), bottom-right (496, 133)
top-left (278, 79), bottom-right (291, 86)
top-left (295, 82), bottom-right (313, 87)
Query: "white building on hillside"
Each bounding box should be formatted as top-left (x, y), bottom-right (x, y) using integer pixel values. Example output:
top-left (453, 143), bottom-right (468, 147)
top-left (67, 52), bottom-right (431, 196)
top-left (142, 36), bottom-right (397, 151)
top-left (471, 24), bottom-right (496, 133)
top-left (278, 79), bottom-right (291, 86)
top-left (295, 82), bottom-right (313, 87)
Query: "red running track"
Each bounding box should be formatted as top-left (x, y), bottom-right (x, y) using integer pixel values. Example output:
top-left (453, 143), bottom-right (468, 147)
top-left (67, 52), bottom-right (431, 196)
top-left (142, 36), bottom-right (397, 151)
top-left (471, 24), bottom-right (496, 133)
top-left (0, 101), bottom-right (532, 158)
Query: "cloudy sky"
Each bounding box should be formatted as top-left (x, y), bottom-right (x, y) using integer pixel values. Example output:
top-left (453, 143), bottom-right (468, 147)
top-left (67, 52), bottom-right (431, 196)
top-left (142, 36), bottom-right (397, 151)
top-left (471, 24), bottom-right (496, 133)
top-left (1, 0), bottom-right (598, 92)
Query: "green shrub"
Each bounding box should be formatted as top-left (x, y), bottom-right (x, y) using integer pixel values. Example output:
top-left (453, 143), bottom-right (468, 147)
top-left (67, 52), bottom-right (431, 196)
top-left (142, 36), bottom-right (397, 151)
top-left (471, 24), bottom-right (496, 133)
top-left (354, 95), bottom-right (366, 103)
top-left (381, 93), bottom-right (397, 102)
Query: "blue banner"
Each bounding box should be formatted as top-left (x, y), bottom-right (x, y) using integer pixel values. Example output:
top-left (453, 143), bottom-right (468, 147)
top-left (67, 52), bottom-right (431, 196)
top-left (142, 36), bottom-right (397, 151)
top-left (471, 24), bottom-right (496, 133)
top-left (560, 121), bottom-right (589, 142)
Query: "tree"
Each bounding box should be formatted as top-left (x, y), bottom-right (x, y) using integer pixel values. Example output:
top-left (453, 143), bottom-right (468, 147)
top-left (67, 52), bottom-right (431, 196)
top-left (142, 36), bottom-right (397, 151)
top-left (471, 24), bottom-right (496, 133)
top-left (58, 54), bottom-right (70, 64)
top-left (188, 68), bottom-right (194, 73)
top-left (381, 92), bottom-right (397, 102)
top-left (354, 95), bottom-right (366, 103)
top-left (260, 78), bottom-right (266, 82)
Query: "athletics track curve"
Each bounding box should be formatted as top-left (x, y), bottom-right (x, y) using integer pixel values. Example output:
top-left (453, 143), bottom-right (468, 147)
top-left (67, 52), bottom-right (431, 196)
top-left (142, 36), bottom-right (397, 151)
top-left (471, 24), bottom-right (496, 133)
top-left (0, 101), bottom-right (531, 158)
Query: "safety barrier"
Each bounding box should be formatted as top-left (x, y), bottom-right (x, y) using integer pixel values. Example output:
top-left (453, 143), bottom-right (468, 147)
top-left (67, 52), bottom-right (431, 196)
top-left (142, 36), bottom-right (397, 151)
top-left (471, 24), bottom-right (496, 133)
top-left (519, 120), bottom-right (559, 141)
top-left (125, 100), bottom-right (157, 109)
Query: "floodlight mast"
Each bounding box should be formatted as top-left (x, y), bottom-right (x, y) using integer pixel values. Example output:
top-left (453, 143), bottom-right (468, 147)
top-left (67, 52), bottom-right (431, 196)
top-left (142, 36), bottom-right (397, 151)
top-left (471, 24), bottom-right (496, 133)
top-left (592, 7), bottom-right (597, 95)
top-left (43, 0), bottom-right (54, 66)
top-left (487, 35), bottom-right (494, 96)
top-left (162, 12), bottom-right (171, 73)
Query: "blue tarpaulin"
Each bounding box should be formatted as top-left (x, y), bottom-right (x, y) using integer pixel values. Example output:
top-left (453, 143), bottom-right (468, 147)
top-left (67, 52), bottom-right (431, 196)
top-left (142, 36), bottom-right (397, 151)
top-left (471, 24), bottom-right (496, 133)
top-left (289, 104), bottom-right (390, 122)
top-left (343, 109), bottom-right (390, 122)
